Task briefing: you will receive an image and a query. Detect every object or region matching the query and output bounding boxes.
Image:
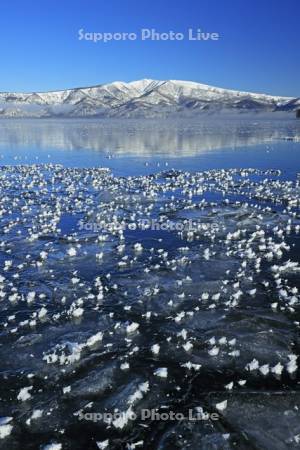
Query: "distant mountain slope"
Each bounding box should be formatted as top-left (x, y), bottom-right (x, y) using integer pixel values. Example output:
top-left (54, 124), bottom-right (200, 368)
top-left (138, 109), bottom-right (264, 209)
top-left (0, 79), bottom-right (299, 118)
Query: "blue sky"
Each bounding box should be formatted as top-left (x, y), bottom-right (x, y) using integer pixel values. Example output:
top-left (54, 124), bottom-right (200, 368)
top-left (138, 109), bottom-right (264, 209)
top-left (0, 0), bottom-right (299, 96)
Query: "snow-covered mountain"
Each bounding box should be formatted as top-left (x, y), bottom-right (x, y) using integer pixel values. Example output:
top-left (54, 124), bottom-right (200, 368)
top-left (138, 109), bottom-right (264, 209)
top-left (0, 79), bottom-right (299, 118)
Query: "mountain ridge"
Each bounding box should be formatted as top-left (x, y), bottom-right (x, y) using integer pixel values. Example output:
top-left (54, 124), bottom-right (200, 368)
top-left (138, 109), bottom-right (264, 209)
top-left (0, 79), bottom-right (299, 118)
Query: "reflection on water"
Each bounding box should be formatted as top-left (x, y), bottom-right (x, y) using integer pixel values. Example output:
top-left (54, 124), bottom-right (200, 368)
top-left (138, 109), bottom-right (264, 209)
top-left (0, 118), bottom-right (299, 156)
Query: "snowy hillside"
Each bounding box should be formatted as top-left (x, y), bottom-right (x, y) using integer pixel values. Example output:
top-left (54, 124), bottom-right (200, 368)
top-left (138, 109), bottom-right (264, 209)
top-left (0, 79), bottom-right (299, 118)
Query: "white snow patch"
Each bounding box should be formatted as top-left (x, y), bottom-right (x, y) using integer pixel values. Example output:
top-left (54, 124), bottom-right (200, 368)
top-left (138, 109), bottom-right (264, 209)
top-left (154, 367), bottom-right (168, 378)
top-left (17, 386), bottom-right (33, 401)
top-left (42, 443), bottom-right (62, 450)
top-left (216, 400), bottom-right (227, 411)
top-left (126, 322), bottom-right (139, 333)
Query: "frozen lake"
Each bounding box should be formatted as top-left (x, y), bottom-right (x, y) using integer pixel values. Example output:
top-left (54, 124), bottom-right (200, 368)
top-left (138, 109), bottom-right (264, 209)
top-left (0, 118), bottom-right (300, 450)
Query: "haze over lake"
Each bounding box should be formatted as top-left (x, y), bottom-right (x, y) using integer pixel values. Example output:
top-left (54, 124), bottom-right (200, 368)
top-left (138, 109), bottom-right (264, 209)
top-left (0, 117), bottom-right (299, 174)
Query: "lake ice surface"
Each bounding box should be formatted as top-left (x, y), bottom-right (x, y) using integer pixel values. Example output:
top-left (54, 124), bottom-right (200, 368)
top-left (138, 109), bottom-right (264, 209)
top-left (0, 118), bottom-right (300, 450)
